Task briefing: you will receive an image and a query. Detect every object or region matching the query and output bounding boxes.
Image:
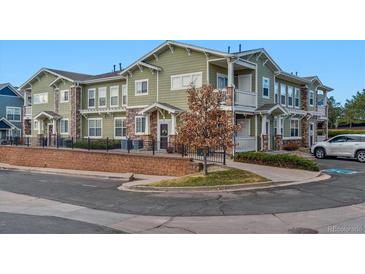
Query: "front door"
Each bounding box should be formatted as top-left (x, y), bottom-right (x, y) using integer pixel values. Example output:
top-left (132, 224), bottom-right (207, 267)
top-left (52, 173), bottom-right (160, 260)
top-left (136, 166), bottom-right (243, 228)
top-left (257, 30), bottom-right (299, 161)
top-left (159, 123), bottom-right (169, 150)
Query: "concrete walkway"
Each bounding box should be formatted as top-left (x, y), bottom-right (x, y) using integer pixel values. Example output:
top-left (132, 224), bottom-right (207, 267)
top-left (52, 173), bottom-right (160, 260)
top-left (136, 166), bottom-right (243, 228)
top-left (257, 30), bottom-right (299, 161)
top-left (1, 190), bottom-right (364, 233)
top-left (227, 159), bottom-right (320, 182)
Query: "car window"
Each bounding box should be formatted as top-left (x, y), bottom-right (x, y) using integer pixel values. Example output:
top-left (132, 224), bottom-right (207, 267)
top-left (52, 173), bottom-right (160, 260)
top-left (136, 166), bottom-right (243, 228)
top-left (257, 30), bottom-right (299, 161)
top-left (346, 136), bottom-right (361, 142)
top-left (329, 136), bottom-right (348, 143)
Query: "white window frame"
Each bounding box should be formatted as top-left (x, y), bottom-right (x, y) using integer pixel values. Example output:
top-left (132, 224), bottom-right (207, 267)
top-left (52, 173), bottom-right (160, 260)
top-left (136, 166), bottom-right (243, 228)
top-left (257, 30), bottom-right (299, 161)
top-left (287, 86), bottom-right (294, 107)
top-left (216, 73), bottom-right (228, 90)
top-left (309, 90), bottom-right (315, 107)
top-left (6, 106), bottom-right (21, 122)
top-left (170, 72), bottom-right (203, 91)
top-left (294, 88), bottom-right (300, 109)
top-left (60, 90), bottom-right (69, 103)
top-left (262, 77), bottom-right (270, 99)
top-left (110, 86), bottom-right (119, 107)
top-left (274, 82), bottom-right (279, 104)
top-left (135, 79), bottom-right (149, 96)
top-left (33, 92), bottom-right (48, 105)
top-left (34, 120), bottom-right (39, 131)
top-left (114, 117), bottom-right (127, 139)
top-left (121, 84), bottom-right (128, 106)
top-left (135, 116), bottom-right (146, 135)
top-left (60, 118), bottom-right (69, 135)
top-left (88, 88), bottom-right (96, 108)
top-left (290, 118), bottom-right (300, 137)
top-left (87, 118), bottom-right (103, 139)
top-left (98, 87), bottom-right (107, 108)
top-left (280, 83), bottom-right (286, 105)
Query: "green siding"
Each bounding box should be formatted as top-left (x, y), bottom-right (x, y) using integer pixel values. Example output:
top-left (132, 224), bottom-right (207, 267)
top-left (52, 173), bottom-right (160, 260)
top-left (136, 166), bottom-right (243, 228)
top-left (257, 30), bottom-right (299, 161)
top-left (127, 69), bottom-right (157, 107)
top-left (256, 57), bottom-right (275, 107)
top-left (81, 113), bottom-right (126, 139)
top-left (275, 79), bottom-right (302, 109)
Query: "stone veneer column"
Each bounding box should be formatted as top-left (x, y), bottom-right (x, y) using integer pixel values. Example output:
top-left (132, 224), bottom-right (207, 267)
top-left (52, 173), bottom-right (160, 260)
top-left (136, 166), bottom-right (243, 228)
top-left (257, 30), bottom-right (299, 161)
top-left (275, 135), bottom-right (283, 150)
top-left (23, 119), bottom-right (31, 136)
top-left (70, 86), bottom-right (81, 139)
top-left (300, 86), bottom-right (309, 147)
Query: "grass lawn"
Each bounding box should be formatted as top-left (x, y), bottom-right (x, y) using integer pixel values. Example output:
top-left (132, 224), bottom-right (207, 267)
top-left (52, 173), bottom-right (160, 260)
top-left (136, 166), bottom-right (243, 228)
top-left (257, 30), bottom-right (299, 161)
top-left (148, 168), bottom-right (269, 187)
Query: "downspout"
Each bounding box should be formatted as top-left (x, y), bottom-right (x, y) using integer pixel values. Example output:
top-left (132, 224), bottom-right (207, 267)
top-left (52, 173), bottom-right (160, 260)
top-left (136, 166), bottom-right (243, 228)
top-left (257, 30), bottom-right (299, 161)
top-left (156, 70), bottom-right (159, 102)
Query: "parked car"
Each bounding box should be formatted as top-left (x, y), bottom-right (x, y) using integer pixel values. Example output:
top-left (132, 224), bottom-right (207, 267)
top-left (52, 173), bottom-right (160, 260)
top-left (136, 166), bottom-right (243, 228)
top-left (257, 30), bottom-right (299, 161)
top-left (311, 134), bottom-right (365, 162)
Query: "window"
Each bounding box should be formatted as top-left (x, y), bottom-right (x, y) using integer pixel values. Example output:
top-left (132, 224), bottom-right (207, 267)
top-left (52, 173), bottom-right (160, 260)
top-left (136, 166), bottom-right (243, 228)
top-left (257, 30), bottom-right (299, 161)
top-left (262, 77), bottom-right (270, 98)
top-left (60, 119), bottom-right (69, 134)
top-left (88, 89), bottom-right (96, 108)
top-left (135, 116), bottom-right (146, 134)
top-left (280, 83), bottom-right (286, 105)
top-left (110, 86), bottom-right (119, 107)
top-left (135, 79), bottom-right (148, 95)
top-left (33, 92), bottom-right (48, 104)
top-left (98, 87), bottom-right (107, 108)
top-left (122, 84), bottom-right (127, 106)
top-left (171, 72), bottom-right (202, 91)
top-left (274, 82), bottom-right (279, 103)
top-left (34, 120), bottom-right (39, 130)
top-left (217, 73), bottom-right (228, 90)
top-left (295, 88), bottom-right (300, 108)
top-left (60, 90), bottom-right (69, 103)
top-left (6, 107), bottom-right (21, 121)
top-left (114, 118), bottom-right (127, 138)
top-left (290, 119), bottom-right (299, 137)
top-left (309, 90), bottom-right (315, 106)
top-left (329, 136), bottom-right (348, 143)
top-left (88, 119), bottom-right (102, 138)
top-left (288, 86), bottom-right (294, 107)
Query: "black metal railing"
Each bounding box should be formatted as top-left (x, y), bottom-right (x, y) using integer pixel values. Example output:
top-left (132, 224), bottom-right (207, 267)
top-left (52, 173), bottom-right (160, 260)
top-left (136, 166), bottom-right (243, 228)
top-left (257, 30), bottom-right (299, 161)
top-left (0, 136), bottom-right (226, 164)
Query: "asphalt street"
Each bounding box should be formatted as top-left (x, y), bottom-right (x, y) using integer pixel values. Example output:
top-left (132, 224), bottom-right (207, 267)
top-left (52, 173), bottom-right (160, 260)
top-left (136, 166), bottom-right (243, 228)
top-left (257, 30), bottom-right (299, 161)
top-left (0, 157), bottom-right (364, 217)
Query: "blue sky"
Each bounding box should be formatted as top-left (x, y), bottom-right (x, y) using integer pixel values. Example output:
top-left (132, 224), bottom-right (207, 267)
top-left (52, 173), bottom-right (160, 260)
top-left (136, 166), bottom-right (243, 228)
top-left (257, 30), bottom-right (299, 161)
top-left (0, 40), bottom-right (364, 104)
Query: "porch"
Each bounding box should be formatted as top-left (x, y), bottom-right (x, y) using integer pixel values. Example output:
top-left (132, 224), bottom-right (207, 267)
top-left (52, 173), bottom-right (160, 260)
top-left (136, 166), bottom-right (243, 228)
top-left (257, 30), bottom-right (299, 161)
top-left (33, 111), bottom-right (62, 146)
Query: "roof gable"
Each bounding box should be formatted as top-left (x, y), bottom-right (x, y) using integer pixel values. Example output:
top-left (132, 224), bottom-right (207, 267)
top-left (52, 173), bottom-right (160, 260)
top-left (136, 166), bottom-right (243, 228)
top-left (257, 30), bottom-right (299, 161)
top-left (0, 83), bottom-right (23, 98)
top-left (236, 49), bottom-right (281, 72)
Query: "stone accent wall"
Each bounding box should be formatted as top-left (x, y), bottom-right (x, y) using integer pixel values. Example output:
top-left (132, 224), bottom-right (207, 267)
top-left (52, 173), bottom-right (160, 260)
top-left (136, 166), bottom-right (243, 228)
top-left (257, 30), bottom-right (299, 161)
top-left (300, 86), bottom-right (308, 111)
top-left (226, 86), bottom-right (233, 106)
top-left (283, 139), bottom-right (302, 147)
top-left (54, 89), bottom-right (60, 114)
top-left (126, 108), bottom-right (142, 138)
top-left (150, 111), bottom-right (157, 141)
top-left (0, 146), bottom-right (201, 177)
top-left (23, 119), bottom-right (31, 136)
top-left (261, 134), bottom-right (268, 151)
top-left (275, 135), bottom-right (283, 150)
top-left (301, 118), bottom-right (309, 147)
top-left (70, 86), bottom-right (81, 139)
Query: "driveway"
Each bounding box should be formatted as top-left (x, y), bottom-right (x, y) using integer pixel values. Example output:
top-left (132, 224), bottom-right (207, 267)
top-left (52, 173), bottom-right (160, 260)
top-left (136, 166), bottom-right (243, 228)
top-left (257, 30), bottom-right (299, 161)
top-left (0, 158), bottom-right (364, 217)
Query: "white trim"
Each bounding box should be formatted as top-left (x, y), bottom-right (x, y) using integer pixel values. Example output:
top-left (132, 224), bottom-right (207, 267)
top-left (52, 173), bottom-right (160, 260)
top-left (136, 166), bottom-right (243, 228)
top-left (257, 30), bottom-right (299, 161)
top-left (309, 90), bottom-right (315, 107)
top-left (126, 105), bottom-right (148, 109)
top-left (60, 89), bottom-right (69, 103)
top-left (0, 117), bottom-right (20, 130)
top-left (135, 79), bottom-right (149, 96)
top-left (0, 83), bottom-right (23, 98)
top-left (6, 106), bottom-right (21, 122)
top-left (283, 136), bottom-right (302, 140)
top-left (138, 102), bottom-right (182, 115)
top-left (113, 117), bottom-right (127, 139)
top-left (216, 73), bottom-right (228, 90)
top-left (287, 85), bottom-right (294, 108)
top-left (87, 88), bottom-right (96, 108)
top-left (294, 87), bottom-right (301, 109)
top-left (33, 92), bottom-right (48, 105)
top-left (290, 118), bottom-right (300, 138)
top-left (87, 117), bottom-right (103, 139)
top-left (98, 87), bottom-right (107, 108)
top-left (280, 83), bottom-right (287, 105)
top-left (110, 85), bottom-right (119, 107)
top-left (262, 77), bottom-right (270, 99)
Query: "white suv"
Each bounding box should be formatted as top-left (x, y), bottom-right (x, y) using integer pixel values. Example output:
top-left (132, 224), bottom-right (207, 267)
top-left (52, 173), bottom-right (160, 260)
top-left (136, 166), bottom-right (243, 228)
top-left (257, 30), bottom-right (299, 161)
top-left (311, 134), bottom-right (365, 162)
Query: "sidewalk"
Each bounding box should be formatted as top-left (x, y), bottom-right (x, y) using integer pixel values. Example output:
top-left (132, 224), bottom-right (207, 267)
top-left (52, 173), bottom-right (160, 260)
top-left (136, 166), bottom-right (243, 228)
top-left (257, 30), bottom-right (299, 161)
top-left (1, 190), bottom-right (365, 233)
top-left (226, 159), bottom-right (321, 182)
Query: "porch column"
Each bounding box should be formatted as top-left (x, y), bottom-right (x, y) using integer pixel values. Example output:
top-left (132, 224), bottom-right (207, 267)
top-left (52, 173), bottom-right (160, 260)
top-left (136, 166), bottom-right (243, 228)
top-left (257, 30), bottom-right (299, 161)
top-left (171, 113), bottom-right (176, 135)
top-left (275, 116), bottom-right (283, 151)
top-left (261, 115), bottom-right (269, 151)
top-left (52, 119), bottom-right (56, 135)
top-left (227, 60), bottom-right (234, 87)
top-left (145, 114), bottom-right (150, 135)
top-left (226, 59), bottom-right (234, 106)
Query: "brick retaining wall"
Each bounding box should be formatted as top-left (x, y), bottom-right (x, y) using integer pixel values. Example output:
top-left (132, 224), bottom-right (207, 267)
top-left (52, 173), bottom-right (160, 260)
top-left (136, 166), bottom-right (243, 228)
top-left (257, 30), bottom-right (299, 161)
top-left (0, 146), bottom-right (200, 176)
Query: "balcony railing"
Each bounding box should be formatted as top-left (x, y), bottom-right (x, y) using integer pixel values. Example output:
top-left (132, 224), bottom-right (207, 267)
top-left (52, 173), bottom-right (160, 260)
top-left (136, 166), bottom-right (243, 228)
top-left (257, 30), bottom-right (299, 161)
top-left (24, 106), bottom-right (32, 119)
top-left (80, 106), bottom-right (127, 115)
top-left (235, 89), bottom-right (256, 108)
top-left (317, 106), bottom-right (326, 117)
top-left (235, 136), bottom-right (256, 152)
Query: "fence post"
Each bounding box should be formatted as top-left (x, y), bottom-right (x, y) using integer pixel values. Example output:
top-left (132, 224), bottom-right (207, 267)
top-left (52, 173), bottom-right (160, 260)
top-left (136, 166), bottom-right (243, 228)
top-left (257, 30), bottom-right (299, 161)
top-left (127, 138), bottom-right (131, 153)
top-left (56, 135), bottom-right (59, 148)
top-left (106, 137), bottom-right (109, 152)
top-left (42, 137), bottom-right (45, 148)
top-left (181, 144), bottom-right (184, 157)
top-left (10, 137), bottom-right (13, 146)
top-left (27, 137), bottom-right (30, 147)
top-left (223, 148), bottom-right (226, 166)
top-left (152, 139), bottom-right (155, 155)
top-left (71, 137), bottom-right (74, 149)
top-left (88, 137), bottom-right (91, 151)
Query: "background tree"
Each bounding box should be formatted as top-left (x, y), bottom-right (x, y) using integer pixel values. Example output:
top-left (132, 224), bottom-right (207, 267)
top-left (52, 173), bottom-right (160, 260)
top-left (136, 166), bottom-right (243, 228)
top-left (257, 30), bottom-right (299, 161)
top-left (343, 98), bottom-right (356, 128)
top-left (327, 96), bottom-right (343, 129)
top-left (176, 85), bottom-right (238, 176)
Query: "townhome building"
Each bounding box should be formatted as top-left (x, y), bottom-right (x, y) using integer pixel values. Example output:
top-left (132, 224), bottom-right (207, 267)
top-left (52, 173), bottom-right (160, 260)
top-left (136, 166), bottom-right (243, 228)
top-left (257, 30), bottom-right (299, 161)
top-left (0, 83), bottom-right (24, 140)
top-left (19, 41), bottom-right (333, 153)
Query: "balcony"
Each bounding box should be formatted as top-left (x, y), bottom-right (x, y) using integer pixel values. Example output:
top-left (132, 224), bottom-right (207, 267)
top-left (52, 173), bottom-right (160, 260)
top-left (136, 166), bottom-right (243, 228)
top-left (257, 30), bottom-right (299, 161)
top-left (317, 106), bottom-right (326, 117)
top-left (80, 106), bottom-right (126, 115)
top-left (24, 106), bottom-right (32, 119)
top-left (235, 89), bottom-right (256, 108)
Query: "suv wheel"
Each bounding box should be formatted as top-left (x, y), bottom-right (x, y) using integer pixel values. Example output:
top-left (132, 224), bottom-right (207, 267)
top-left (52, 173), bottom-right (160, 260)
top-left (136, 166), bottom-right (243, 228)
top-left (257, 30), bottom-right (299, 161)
top-left (314, 147), bottom-right (326, 159)
top-left (356, 150), bottom-right (365, 163)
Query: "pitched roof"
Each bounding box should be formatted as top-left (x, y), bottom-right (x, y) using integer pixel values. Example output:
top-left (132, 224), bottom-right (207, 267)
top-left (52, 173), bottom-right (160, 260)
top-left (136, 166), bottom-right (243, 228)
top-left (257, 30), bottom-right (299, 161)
top-left (0, 82), bottom-right (24, 97)
top-left (46, 68), bottom-right (93, 81)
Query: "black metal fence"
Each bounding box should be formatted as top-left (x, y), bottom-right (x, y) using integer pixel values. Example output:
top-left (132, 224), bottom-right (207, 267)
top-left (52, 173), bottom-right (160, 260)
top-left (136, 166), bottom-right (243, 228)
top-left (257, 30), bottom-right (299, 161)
top-left (0, 136), bottom-right (226, 164)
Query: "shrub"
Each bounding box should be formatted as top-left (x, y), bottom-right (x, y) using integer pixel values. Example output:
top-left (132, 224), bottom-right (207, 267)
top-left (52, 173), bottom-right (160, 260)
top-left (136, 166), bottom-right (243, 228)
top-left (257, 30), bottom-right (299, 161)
top-left (234, 152), bottom-right (319, 171)
top-left (328, 129), bottom-right (365, 138)
top-left (283, 142), bottom-right (299, 151)
top-left (71, 139), bottom-right (121, 150)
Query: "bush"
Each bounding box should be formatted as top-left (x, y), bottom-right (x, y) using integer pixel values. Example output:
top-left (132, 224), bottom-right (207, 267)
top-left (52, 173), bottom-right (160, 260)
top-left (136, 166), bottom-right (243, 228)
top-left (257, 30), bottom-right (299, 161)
top-left (71, 139), bottom-right (121, 150)
top-left (283, 142), bottom-right (299, 151)
top-left (234, 152), bottom-right (319, 171)
top-left (328, 129), bottom-right (365, 138)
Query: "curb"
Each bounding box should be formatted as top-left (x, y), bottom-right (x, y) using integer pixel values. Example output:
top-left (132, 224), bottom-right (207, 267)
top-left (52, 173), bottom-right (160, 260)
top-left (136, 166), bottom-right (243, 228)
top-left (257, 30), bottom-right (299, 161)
top-left (119, 172), bottom-right (331, 193)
